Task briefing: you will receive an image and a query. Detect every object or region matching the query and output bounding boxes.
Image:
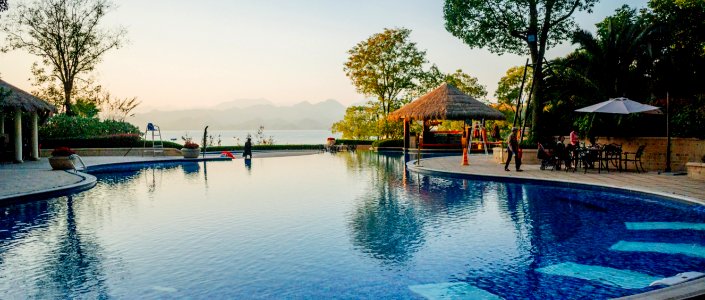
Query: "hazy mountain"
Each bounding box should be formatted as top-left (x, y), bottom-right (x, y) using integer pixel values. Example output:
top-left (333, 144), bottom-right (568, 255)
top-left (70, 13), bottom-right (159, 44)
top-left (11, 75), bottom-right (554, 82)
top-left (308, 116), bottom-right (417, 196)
top-left (129, 99), bottom-right (346, 130)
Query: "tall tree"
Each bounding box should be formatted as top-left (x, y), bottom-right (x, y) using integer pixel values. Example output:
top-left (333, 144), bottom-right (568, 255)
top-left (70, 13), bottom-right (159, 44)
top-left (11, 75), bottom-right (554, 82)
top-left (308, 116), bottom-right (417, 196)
top-left (0, 0), bottom-right (7, 13)
top-left (444, 0), bottom-right (599, 141)
top-left (344, 28), bottom-right (427, 117)
top-left (1, 0), bottom-right (126, 116)
top-left (413, 65), bottom-right (487, 100)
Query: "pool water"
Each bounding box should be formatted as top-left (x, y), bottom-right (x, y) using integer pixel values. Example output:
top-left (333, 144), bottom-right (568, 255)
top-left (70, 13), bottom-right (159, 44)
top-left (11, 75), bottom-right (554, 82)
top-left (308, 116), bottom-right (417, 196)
top-left (1, 152), bottom-right (704, 299)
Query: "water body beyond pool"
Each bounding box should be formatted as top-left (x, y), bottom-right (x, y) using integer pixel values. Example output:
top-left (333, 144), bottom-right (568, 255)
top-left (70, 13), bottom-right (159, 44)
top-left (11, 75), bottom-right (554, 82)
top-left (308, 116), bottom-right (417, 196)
top-left (0, 152), bottom-right (703, 299)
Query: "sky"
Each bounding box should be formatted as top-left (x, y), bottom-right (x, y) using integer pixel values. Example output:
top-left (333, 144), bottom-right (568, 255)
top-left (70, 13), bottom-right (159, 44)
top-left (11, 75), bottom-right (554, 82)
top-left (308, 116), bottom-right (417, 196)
top-left (0, 0), bottom-right (649, 111)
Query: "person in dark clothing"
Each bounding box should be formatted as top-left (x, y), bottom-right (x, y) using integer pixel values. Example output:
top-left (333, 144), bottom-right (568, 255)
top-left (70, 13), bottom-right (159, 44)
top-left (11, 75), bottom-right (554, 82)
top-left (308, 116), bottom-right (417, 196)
top-left (504, 127), bottom-right (522, 172)
top-left (243, 137), bottom-right (252, 159)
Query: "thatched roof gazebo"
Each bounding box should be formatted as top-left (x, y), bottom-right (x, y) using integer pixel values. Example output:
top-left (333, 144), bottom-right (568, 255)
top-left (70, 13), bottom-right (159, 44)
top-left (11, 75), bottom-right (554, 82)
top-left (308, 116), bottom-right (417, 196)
top-left (389, 83), bottom-right (504, 121)
top-left (1, 79), bottom-right (57, 162)
top-left (389, 83), bottom-right (505, 153)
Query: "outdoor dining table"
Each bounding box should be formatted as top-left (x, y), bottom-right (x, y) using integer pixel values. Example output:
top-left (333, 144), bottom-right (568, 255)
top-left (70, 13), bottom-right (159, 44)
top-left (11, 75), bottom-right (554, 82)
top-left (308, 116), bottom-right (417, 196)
top-left (570, 145), bottom-right (622, 173)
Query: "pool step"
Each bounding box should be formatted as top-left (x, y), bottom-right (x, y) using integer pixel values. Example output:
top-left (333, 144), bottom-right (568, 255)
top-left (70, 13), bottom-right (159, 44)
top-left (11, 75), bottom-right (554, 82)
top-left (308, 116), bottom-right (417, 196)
top-left (610, 241), bottom-right (705, 259)
top-left (625, 222), bottom-right (705, 231)
top-left (535, 262), bottom-right (660, 289)
top-left (408, 282), bottom-right (502, 300)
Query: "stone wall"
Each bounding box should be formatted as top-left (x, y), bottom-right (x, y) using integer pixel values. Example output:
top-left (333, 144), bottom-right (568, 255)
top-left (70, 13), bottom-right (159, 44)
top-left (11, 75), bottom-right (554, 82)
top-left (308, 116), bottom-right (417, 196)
top-left (493, 137), bottom-right (705, 172)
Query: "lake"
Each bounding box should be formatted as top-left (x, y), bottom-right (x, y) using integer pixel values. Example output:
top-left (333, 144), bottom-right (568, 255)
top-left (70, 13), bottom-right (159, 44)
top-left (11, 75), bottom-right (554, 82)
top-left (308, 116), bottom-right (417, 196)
top-left (158, 130), bottom-right (341, 145)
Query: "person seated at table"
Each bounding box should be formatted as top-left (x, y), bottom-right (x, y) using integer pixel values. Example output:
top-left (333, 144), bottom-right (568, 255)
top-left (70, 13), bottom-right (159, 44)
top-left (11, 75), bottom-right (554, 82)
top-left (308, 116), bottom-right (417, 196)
top-left (589, 135), bottom-right (600, 148)
top-left (555, 136), bottom-right (570, 169)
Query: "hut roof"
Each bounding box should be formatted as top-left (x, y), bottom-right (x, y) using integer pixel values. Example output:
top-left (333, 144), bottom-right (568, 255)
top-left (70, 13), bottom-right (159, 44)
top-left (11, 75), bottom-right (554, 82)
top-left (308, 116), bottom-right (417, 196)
top-left (0, 79), bottom-right (58, 113)
top-left (389, 83), bottom-right (505, 121)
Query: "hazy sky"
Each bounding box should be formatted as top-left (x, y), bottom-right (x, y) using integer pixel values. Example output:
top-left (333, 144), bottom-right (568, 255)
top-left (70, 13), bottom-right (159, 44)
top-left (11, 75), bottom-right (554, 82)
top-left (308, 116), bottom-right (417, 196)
top-left (0, 0), bottom-right (648, 111)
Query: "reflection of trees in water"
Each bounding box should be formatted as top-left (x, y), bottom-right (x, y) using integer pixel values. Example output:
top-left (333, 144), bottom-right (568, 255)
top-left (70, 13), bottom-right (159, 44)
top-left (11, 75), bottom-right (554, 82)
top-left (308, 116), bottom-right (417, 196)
top-left (0, 200), bottom-right (53, 266)
top-left (33, 196), bottom-right (110, 298)
top-left (349, 178), bottom-right (425, 264)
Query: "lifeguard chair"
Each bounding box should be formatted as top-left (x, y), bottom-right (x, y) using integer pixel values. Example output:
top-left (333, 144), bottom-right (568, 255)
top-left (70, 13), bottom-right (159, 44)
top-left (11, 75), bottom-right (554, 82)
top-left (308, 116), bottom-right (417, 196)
top-left (143, 123), bottom-right (164, 156)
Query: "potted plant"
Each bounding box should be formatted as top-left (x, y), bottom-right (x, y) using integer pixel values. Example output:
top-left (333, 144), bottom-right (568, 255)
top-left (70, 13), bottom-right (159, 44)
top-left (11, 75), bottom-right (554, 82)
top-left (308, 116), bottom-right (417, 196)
top-left (49, 147), bottom-right (76, 170)
top-left (181, 140), bottom-right (200, 158)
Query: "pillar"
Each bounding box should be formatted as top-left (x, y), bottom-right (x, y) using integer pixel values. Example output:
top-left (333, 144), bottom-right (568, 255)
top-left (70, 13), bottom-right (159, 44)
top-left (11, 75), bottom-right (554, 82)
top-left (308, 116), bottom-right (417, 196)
top-left (0, 113), bottom-right (4, 134)
top-left (403, 119), bottom-right (410, 150)
top-left (30, 112), bottom-right (39, 161)
top-left (14, 109), bottom-right (22, 163)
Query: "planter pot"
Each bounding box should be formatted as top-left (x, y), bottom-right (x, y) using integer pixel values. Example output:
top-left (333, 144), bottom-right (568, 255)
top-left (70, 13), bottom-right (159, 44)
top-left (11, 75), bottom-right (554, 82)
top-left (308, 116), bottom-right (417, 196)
top-left (181, 148), bottom-right (201, 159)
top-left (49, 156), bottom-right (75, 170)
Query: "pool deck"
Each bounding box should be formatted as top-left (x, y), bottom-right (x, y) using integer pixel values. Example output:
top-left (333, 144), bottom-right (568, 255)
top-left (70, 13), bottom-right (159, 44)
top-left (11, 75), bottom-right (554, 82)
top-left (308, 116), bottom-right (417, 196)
top-left (410, 154), bottom-right (705, 206)
top-left (0, 150), bottom-right (320, 202)
top-left (1, 151), bottom-right (703, 299)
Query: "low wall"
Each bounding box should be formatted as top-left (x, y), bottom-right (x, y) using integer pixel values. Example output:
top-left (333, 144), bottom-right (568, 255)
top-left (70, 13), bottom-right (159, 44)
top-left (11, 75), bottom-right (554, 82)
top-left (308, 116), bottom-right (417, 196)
top-left (41, 148), bottom-right (182, 157)
top-left (492, 147), bottom-right (540, 165)
top-left (493, 137), bottom-right (705, 172)
top-left (687, 163), bottom-right (705, 180)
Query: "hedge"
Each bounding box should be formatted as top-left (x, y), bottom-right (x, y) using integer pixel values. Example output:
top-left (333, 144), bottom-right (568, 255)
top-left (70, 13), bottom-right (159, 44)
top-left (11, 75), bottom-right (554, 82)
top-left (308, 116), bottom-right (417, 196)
top-left (40, 115), bottom-right (140, 139)
top-left (334, 139), bottom-right (374, 146)
top-left (372, 139), bottom-right (403, 148)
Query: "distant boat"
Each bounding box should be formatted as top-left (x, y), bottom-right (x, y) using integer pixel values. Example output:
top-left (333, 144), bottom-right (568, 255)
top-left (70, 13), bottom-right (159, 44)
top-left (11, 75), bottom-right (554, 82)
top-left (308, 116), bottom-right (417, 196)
top-left (170, 138), bottom-right (177, 141)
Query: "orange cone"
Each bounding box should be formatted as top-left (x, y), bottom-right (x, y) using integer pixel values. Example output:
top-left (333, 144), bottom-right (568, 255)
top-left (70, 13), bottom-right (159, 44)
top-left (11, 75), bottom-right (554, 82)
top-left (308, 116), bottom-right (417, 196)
top-left (462, 148), bottom-right (469, 166)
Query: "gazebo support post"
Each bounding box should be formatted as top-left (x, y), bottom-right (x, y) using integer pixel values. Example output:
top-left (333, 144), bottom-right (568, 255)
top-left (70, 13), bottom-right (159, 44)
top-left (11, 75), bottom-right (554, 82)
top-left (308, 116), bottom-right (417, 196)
top-left (14, 108), bottom-right (22, 163)
top-left (403, 118), bottom-right (410, 151)
top-left (462, 123), bottom-right (470, 166)
top-left (1, 113), bottom-right (5, 134)
top-left (30, 112), bottom-right (39, 161)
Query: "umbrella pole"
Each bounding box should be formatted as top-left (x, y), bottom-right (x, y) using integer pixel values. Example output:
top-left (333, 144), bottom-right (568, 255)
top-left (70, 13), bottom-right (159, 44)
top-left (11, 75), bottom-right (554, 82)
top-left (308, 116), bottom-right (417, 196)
top-left (665, 92), bottom-right (671, 172)
top-left (513, 58), bottom-right (530, 127)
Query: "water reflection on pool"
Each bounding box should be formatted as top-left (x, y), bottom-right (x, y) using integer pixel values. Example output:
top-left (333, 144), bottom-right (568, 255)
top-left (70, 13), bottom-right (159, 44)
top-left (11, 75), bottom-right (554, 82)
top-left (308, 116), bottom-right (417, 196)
top-left (0, 152), bottom-right (703, 299)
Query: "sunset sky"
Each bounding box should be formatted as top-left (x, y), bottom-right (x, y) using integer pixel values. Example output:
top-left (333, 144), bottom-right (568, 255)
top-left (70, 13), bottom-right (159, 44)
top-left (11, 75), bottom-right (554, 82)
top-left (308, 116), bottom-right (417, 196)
top-left (0, 0), bottom-right (648, 111)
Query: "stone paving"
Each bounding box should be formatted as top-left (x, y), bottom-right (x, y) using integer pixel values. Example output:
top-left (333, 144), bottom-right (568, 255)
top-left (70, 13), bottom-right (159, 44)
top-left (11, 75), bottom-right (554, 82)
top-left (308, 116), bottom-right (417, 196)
top-left (411, 154), bottom-right (705, 206)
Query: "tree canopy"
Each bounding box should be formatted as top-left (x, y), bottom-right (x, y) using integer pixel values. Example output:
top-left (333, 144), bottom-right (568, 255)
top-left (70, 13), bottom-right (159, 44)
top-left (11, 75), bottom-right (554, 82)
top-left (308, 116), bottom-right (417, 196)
top-left (344, 28), bottom-right (427, 117)
top-left (1, 0), bottom-right (126, 116)
top-left (444, 0), bottom-right (599, 141)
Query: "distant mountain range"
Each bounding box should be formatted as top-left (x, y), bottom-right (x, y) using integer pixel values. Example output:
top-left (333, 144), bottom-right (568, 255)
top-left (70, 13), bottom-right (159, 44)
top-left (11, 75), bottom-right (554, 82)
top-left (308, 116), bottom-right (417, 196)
top-left (128, 99), bottom-right (346, 130)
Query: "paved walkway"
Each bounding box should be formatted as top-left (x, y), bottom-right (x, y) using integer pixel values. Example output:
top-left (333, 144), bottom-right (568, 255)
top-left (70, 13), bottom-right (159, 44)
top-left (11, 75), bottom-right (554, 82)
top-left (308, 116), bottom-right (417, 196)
top-left (411, 155), bottom-right (705, 206)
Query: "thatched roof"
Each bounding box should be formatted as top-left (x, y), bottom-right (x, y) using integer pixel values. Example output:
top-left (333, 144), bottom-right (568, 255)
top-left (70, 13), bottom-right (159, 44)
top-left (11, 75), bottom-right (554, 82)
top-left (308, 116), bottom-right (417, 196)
top-left (0, 79), bottom-right (58, 113)
top-left (388, 83), bottom-right (505, 121)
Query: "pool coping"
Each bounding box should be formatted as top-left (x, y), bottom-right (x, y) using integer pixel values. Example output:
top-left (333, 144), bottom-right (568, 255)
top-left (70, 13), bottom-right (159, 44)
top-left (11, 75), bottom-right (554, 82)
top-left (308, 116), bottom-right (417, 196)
top-left (407, 160), bottom-right (705, 207)
top-left (0, 157), bottom-right (232, 204)
top-left (0, 170), bottom-right (97, 204)
top-left (407, 159), bottom-right (705, 300)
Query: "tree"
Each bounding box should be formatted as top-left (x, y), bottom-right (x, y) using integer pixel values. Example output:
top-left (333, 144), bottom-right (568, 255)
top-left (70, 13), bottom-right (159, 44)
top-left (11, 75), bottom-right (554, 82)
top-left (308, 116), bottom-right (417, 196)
top-left (444, 0), bottom-right (599, 141)
top-left (332, 105), bottom-right (379, 140)
top-left (1, 0), bottom-right (126, 116)
top-left (344, 28), bottom-right (427, 118)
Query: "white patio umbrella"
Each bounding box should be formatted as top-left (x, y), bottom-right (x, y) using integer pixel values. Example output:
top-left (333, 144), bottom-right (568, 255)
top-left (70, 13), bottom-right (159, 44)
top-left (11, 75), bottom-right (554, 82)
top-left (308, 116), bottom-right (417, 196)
top-left (575, 97), bottom-right (662, 114)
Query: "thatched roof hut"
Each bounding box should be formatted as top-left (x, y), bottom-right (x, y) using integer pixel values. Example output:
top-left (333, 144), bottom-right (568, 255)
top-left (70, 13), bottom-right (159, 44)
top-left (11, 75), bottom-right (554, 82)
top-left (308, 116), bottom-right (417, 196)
top-left (389, 83), bottom-right (504, 121)
top-left (0, 79), bottom-right (57, 113)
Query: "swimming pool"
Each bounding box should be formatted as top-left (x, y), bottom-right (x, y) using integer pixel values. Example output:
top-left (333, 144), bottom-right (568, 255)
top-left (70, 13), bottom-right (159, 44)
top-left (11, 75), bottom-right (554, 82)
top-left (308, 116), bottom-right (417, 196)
top-left (0, 152), bottom-right (703, 299)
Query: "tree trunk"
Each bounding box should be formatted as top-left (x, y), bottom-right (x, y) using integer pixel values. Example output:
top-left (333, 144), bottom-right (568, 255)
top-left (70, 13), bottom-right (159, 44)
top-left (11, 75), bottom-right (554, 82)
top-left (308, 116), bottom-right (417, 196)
top-left (530, 62), bottom-right (544, 142)
top-left (63, 81), bottom-right (74, 116)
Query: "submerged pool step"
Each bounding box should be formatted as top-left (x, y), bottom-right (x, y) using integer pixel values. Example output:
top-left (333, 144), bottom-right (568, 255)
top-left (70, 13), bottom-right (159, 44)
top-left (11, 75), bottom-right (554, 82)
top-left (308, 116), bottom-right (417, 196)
top-left (535, 262), bottom-right (660, 289)
top-left (408, 282), bottom-right (503, 300)
top-left (625, 222), bottom-right (705, 231)
top-left (610, 241), bottom-right (705, 259)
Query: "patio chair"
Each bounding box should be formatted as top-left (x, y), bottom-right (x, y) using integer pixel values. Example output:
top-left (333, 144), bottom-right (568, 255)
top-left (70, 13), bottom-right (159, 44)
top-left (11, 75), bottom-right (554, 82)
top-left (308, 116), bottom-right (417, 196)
top-left (538, 143), bottom-right (560, 171)
top-left (598, 143), bottom-right (622, 173)
top-left (622, 145), bottom-right (646, 173)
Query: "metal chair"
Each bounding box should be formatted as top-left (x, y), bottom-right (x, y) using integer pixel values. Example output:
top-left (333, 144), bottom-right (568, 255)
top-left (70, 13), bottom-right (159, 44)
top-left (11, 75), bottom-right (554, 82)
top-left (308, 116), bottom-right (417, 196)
top-left (622, 145), bottom-right (646, 173)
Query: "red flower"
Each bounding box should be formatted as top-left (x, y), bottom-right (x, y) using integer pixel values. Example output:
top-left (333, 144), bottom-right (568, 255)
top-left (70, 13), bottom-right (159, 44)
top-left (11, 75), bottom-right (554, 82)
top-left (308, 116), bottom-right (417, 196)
top-left (51, 147), bottom-right (75, 156)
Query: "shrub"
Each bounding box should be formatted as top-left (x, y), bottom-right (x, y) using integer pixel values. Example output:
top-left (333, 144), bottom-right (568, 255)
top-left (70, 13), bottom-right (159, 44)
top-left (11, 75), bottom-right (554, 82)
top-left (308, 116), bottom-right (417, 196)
top-left (207, 144), bottom-right (324, 151)
top-left (183, 141), bottom-right (200, 149)
top-left (40, 114), bottom-right (140, 139)
top-left (40, 135), bottom-right (183, 149)
top-left (335, 139), bottom-right (374, 146)
top-left (51, 147), bottom-right (75, 156)
top-left (372, 139), bottom-right (403, 148)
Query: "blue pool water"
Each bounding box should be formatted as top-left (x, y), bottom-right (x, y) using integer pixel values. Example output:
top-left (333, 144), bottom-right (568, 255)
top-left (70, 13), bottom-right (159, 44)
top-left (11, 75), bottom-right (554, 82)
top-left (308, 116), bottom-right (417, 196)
top-left (1, 152), bottom-right (704, 299)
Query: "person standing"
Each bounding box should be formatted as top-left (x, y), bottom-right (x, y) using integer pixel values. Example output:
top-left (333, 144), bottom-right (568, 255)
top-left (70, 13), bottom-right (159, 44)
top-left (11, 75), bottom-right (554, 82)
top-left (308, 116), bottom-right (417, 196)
top-left (243, 136), bottom-right (253, 159)
top-left (504, 127), bottom-right (522, 172)
top-left (570, 128), bottom-right (579, 146)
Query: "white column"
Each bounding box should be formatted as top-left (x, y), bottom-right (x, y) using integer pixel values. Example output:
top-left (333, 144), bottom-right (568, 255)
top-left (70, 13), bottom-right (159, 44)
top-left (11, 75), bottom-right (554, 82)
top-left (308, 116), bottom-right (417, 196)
top-left (1, 113), bottom-right (5, 134)
top-left (30, 112), bottom-right (39, 160)
top-left (14, 109), bottom-right (22, 163)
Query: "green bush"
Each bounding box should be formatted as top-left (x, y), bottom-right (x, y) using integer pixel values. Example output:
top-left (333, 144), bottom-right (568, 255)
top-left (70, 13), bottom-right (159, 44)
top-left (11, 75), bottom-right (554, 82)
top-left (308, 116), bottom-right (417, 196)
top-left (372, 139), bottom-right (403, 148)
top-left (335, 139), bottom-right (374, 145)
top-left (40, 114), bottom-right (140, 139)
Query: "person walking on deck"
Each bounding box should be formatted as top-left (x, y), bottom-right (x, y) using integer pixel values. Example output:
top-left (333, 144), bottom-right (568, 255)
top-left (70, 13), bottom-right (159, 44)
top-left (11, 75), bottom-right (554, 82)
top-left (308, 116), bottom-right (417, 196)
top-left (504, 127), bottom-right (522, 172)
